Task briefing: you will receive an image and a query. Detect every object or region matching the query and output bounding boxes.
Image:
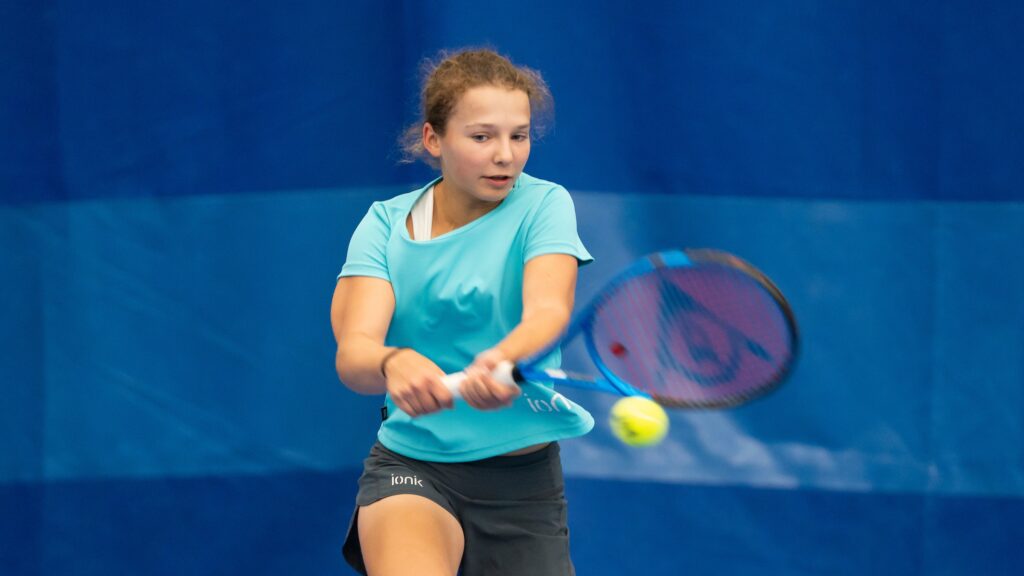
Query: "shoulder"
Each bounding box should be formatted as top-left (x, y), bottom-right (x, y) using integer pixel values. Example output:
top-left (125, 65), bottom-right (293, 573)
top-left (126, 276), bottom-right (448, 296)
top-left (515, 172), bottom-right (566, 198)
top-left (513, 172), bottom-right (592, 263)
top-left (513, 173), bottom-right (579, 213)
top-left (510, 173), bottom-right (575, 213)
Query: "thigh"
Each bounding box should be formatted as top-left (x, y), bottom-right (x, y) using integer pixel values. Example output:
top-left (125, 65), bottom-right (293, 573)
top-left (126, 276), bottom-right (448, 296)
top-left (343, 443), bottom-right (465, 575)
top-left (358, 494), bottom-right (465, 576)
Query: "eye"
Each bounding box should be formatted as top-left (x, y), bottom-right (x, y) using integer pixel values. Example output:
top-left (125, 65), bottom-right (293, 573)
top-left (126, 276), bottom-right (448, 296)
top-left (471, 134), bottom-right (489, 142)
top-left (512, 133), bottom-right (530, 142)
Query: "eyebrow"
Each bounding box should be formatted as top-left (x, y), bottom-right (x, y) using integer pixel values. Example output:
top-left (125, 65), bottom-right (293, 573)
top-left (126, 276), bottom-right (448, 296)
top-left (464, 123), bottom-right (531, 130)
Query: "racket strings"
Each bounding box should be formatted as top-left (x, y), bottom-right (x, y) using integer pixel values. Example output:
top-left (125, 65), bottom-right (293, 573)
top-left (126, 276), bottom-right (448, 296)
top-left (590, 265), bottom-right (795, 408)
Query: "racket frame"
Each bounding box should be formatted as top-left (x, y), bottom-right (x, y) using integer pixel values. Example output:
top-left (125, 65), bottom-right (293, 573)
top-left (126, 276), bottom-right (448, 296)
top-left (446, 249), bottom-right (799, 409)
top-left (515, 249), bottom-right (799, 408)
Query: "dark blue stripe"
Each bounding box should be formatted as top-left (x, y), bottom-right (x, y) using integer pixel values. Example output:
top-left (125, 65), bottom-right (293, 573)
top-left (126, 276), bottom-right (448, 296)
top-left (0, 0), bottom-right (62, 203)
top-left (566, 477), bottom-right (1024, 576)
top-left (4, 473), bottom-right (1022, 576)
top-left (3, 1), bottom-right (1023, 204)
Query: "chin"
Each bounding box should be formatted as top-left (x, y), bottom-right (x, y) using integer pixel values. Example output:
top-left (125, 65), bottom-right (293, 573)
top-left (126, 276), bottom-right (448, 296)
top-left (472, 183), bottom-right (512, 200)
top-left (476, 189), bottom-right (511, 203)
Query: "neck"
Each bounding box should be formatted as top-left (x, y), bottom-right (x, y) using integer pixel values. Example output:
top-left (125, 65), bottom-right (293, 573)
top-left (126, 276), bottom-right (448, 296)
top-left (433, 180), bottom-right (501, 232)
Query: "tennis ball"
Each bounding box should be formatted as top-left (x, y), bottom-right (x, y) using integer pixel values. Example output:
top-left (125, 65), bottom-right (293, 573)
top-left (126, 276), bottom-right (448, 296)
top-left (609, 396), bottom-right (669, 447)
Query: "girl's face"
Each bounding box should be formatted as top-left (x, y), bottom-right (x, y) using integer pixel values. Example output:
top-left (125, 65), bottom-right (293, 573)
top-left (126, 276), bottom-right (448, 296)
top-left (424, 85), bottom-right (531, 204)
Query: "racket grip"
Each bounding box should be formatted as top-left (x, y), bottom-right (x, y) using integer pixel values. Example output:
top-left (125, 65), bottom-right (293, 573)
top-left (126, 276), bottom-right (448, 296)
top-left (441, 361), bottom-right (517, 399)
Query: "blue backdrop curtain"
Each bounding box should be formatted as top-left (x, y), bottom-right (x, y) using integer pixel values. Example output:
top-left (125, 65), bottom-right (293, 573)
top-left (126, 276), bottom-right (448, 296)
top-left (2, 1), bottom-right (1022, 574)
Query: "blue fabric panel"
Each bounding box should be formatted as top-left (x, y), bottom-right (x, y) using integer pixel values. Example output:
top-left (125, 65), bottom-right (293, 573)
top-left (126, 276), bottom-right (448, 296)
top-left (563, 193), bottom-right (1024, 497)
top-left (567, 478), bottom-right (928, 576)
top-left (5, 1), bottom-right (1023, 204)
top-left (5, 189), bottom-right (1019, 500)
top-left (932, 205), bottom-right (1024, 494)
top-left (2, 2), bottom-right (1023, 576)
top-left (4, 187), bottom-right (1022, 574)
top-left (923, 494), bottom-right (1024, 576)
top-left (566, 477), bottom-right (1024, 576)
top-left (417, 0), bottom-right (944, 201)
top-left (939, 3), bottom-right (1024, 200)
top-left (0, 483), bottom-right (42, 576)
top-left (0, 207), bottom-right (45, 482)
top-left (3, 474), bottom-right (1022, 576)
top-left (34, 472), bottom-right (356, 576)
top-left (0, 0), bottom-right (62, 203)
top-left (49, 0), bottom-right (426, 202)
top-left (29, 191), bottom-right (390, 479)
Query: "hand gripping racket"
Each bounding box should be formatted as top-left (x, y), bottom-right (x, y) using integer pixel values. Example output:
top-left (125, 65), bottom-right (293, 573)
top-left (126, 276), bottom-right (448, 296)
top-left (442, 249), bottom-right (799, 409)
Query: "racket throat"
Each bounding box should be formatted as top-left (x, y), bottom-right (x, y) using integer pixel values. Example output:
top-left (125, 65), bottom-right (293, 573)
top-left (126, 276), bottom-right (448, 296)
top-left (510, 365), bottom-right (527, 384)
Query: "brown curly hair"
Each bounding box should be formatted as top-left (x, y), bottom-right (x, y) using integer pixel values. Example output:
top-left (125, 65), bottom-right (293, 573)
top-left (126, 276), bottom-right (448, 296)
top-left (399, 48), bottom-right (554, 168)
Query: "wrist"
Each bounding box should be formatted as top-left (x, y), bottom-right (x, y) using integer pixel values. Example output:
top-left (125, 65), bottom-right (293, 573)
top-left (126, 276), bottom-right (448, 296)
top-left (491, 345), bottom-right (515, 363)
top-left (380, 347), bottom-right (409, 377)
top-left (477, 346), bottom-right (509, 364)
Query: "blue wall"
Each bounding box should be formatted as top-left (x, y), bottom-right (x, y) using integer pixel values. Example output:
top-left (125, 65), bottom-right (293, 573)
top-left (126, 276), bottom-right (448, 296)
top-left (2, 1), bottom-right (1023, 574)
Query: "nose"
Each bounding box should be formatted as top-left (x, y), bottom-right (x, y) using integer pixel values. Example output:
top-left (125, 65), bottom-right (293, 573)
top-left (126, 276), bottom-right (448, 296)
top-left (493, 137), bottom-right (514, 165)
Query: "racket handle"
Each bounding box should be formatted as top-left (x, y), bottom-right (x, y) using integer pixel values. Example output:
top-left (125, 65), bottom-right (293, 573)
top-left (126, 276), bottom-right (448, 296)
top-left (441, 361), bottom-right (517, 399)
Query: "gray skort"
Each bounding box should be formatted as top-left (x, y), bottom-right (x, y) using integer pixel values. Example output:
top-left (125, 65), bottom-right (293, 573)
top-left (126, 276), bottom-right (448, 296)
top-left (342, 441), bottom-right (575, 575)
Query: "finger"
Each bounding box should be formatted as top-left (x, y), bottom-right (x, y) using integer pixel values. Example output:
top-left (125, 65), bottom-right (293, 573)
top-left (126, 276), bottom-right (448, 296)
top-left (472, 373), bottom-right (506, 407)
top-left (411, 382), bottom-right (442, 415)
top-left (477, 371), bottom-right (517, 402)
top-left (459, 375), bottom-right (487, 408)
top-left (474, 357), bottom-right (498, 373)
top-left (426, 377), bottom-right (455, 410)
top-left (462, 374), bottom-right (500, 410)
top-left (394, 392), bottom-right (423, 417)
top-left (477, 384), bottom-right (511, 410)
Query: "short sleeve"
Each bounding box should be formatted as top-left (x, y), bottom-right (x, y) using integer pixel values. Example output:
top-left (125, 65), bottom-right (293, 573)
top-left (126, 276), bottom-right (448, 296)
top-left (523, 187), bottom-right (594, 266)
top-left (338, 202), bottom-right (392, 281)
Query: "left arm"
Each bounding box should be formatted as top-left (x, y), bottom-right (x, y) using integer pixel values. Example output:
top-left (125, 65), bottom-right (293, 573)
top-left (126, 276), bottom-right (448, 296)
top-left (459, 253), bottom-right (579, 410)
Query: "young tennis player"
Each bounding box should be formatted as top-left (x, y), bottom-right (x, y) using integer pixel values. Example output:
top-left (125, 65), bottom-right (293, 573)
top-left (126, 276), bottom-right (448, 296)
top-left (331, 48), bottom-right (593, 575)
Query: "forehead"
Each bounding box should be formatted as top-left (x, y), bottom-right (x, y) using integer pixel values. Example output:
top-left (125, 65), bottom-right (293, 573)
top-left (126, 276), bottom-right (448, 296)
top-left (449, 85), bottom-right (530, 125)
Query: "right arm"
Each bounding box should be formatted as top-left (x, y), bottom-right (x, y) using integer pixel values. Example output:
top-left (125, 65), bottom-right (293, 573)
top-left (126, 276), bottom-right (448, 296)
top-left (331, 276), bottom-right (453, 415)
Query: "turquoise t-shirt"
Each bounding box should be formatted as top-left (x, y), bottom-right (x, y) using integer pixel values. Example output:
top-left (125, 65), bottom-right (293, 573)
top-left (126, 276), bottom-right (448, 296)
top-left (339, 173), bottom-right (595, 462)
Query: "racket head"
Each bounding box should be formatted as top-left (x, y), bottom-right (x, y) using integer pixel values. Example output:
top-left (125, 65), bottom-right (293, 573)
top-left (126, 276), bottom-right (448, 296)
top-left (582, 249), bottom-right (799, 408)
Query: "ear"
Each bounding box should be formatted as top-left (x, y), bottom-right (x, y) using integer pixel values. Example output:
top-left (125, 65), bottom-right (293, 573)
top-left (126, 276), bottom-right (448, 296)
top-left (422, 123), bottom-right (442, 158)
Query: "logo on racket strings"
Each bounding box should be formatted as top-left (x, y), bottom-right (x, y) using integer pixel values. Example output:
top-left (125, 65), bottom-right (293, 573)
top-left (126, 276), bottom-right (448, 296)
top-left (655, 278), bottom-right (772, 386)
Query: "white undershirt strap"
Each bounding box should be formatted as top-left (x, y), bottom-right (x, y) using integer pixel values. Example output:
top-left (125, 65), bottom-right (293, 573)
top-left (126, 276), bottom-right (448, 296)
top-left (410, 186), bottom-right (434, 241)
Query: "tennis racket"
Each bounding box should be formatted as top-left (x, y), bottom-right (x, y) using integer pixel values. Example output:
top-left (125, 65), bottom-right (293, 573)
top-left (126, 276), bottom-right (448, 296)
top-left (442, 249), bottom-right (798, 409)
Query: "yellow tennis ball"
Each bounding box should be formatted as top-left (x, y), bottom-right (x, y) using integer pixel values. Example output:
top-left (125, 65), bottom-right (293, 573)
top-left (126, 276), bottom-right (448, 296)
top-left (609, 396), bottom-right (669, 447)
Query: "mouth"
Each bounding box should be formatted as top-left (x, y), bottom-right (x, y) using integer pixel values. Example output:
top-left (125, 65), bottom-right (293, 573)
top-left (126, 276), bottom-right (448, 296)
top-left (483, 175), bottom-right (513, 185)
